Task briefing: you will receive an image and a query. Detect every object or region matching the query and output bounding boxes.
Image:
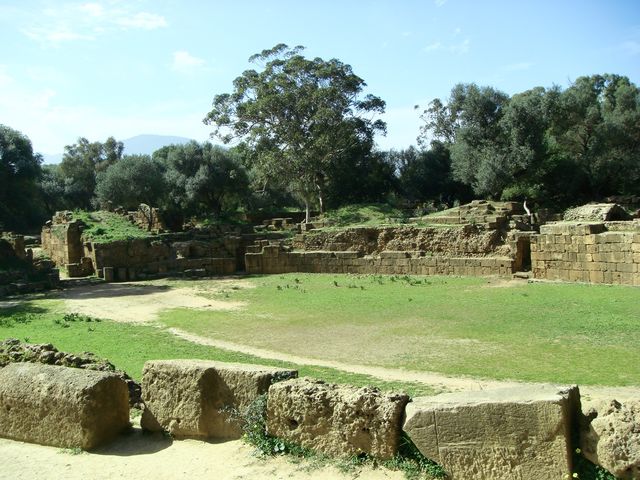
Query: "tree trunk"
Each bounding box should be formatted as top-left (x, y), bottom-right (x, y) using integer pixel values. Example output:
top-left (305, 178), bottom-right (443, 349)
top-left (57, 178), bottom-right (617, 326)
top-left (304, 200), bottom-right (310, 224)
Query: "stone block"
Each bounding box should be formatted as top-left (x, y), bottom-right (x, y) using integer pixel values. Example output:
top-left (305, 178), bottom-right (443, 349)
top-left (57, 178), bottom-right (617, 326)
top-left (103, 266), bottom-right (114, 282)
top-left (267, 378), bottom-right (409, 460)
top-left (581, 399), bottom-right (640, 479)
top-left (404, 385), bottom-right (580, 480)
top-left (141, 360), bottom-right (297, 439)
top-left (0, 363), bottom-right (129, 449)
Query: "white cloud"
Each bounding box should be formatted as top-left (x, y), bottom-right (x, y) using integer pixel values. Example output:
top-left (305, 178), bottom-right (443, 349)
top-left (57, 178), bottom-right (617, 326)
top-left (20, 2), bottom-right (168, 44)
top-left (503, 62), bottom-right (534, 72)
top-left (450, 39), bottom-right (470, 55)
top-left (434, 0), bottom-right (448, 7)
top-left (172, 51), bottom-right (206, 71)
top-left (79, 3), bottom-right (105, 17)
top-left (424, 41), bottom-right (442, 52)
top-left (453, 27), bottom-right (461, 36)
top-left (424, 39), bottom-right (470, 55)
top-left (117, 12), bottom-right (167, 30)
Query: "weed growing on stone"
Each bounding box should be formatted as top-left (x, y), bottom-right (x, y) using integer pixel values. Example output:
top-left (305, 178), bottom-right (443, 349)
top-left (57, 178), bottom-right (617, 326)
top-left (226, 394), bottom-right (314, 458)
top-left (228, 394), bottom-right (446, 479)
top-left (572, 447), bottom-right (618, 479)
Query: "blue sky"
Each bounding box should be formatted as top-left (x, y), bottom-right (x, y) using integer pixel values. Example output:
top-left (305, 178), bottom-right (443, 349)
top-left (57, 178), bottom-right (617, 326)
top-left (1, 0), bottom-right (638, 156)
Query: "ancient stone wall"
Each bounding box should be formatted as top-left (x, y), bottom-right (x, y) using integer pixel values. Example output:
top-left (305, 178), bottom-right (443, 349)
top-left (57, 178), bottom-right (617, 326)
top-left (41, 218), bottom-right (84, 266)
top-left (295, 225), bottom-right (506, 257)
top-left (531, 222), bottom-right (640, 285)
top-left (245, 244), bottom-right (514, 277)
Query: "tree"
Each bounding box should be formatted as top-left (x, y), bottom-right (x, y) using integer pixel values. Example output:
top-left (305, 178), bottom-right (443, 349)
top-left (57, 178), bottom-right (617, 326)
top-left (204, 44), bottom-right (386, 221)
top-left (548, 74), bottom-right (640, 199)
top-left (95, 154), bottom-right (167, 210)
top-left (59, 137), bottom-right (123, 209)
top-left (392, 143), bottom-right (472, 205)
top-left (154, 142), bottom-right (249, 220)
top-left (0, 125), bottom-right (43, 230)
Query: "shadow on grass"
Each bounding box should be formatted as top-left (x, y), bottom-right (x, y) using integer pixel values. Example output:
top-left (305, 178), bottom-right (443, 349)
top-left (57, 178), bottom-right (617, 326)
top-left (60, 283), bottom-right (172, 300)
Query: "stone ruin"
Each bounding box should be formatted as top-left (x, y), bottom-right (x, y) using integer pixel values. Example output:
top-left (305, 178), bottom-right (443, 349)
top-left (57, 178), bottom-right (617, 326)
top-left (0, 231), bottom-right (59, 297)
top-left (245, 201), bottom-right (640, 286)
top-left (0, 357), bottom-right (637, 479)
top-left (36, 200), bottom-right (640, 286)
top-left (40, 209), bottom-right (285, 281)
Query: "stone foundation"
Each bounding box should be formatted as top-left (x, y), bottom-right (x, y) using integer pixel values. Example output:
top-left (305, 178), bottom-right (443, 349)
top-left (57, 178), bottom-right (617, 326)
top-left (0, 363), bottom-right (129, 449)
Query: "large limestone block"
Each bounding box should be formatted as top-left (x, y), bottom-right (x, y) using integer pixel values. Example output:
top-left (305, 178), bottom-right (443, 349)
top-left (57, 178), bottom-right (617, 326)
top-left (266, 378), bottom-right (409, 459)
top-left (141, 359), bottom-right (297, 439)
top-left (0, 363), bottom-right (129, 449)
top-left (404, 385), bottom-right (580, 480)
top-left (581, 399), bottom-right (640, 479)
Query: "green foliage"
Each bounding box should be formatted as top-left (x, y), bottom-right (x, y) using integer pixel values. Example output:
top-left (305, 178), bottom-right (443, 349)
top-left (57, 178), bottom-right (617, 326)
top-left (153, 142), bottom-right (249, 222)
top-left (204, 43), bottom-right (386, 220)
top-left (573, 448), bottom-right (619, 480)
top-left (59, 137), bottom-right (124, 210)
top-left (52, 312), bottom-right (101, 328)
top-left (72, 210), bottom-right (152, 243)
top-left (227, 393), bottom-right (313, 457)
top-left (417, 74), bottom-right (640, 207)
top-left (0, 125), bottom-right (45, 230)
top-left (383, 434), bottom-right (446, 479)
top-left (95, 154), bottom-right (167, 210)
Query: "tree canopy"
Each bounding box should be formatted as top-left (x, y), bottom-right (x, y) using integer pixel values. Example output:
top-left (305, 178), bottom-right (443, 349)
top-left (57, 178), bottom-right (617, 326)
top-left (59, 137), bottom-right (124, 209)
top-left (0, 125), bottom-right (43, 230)
top-left (417, 74), bottom-right (640, 206)
top-left (204, 43), bottom-right (386, 220)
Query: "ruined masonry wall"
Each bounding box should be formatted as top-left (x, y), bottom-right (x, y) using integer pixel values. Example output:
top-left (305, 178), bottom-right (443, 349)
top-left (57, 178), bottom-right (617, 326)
top-left (245, 246), bottom-right (514, 276)
top-left (531, 223), bottom-right (640, 285)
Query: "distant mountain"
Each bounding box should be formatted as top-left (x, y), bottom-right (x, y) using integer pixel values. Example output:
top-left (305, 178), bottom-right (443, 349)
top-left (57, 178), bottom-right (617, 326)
top-left (122, 134), bottom-right (194, 155)
top-left (40, 134), bottom-right (196, 164)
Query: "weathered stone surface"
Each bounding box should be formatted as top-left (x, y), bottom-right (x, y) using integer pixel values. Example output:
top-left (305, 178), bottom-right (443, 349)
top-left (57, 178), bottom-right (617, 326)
top-left (141, 359), bottom-right (297, 439)
top-left (404, 385), bottom-right (580, 480)
top-left (0, 362), bottom-right (129, 449)
top-left (266, 378), bottom-right (410, 460)
top-left (581, 399), bottom-right (640, 479)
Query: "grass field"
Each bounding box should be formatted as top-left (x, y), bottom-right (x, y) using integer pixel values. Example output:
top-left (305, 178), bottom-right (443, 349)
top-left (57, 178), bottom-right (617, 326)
top-left (158, 274), bottom-right (640, 386)
top-left (0, 298), bottom-right (437, 397)
top-left (1, 273), bottom-right (639, 391)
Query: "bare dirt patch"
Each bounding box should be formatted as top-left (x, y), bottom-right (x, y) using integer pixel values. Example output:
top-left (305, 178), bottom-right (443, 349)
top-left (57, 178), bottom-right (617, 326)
top-left (0, 422), bottom-right (403, 480)
top-left (60, 282), bottom-right (245, 323)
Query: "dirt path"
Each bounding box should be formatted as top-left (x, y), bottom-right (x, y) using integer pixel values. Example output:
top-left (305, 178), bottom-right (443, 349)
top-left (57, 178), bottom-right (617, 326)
top-left (0, 423), bottom-right (403, 480)
top-left (60, 281), bottom-right (246, 323)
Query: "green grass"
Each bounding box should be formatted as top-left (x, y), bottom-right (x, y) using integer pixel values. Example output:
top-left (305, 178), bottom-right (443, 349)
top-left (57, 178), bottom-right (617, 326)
top-left (0, 298), bottom-right (436, 397)
top-left (73, 210), bottom-right (152, 243)
top-left (320, 203), bottom-right (409, 228)
top-left (159, 274), bottom-right (640, 386)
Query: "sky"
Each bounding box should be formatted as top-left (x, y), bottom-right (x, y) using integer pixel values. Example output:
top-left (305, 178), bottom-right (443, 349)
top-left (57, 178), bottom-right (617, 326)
top-left (1, 0), bottom-right (639, 157)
